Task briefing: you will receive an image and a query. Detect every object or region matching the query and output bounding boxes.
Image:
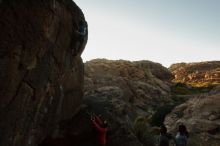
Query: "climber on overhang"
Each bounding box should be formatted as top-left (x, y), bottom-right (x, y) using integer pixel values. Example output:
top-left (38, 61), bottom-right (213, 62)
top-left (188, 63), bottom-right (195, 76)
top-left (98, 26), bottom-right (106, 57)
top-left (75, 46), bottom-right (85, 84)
top-left (78, 20), bottom-right (87, 36)
top-left (91, 114), bottom-right (108, 146)
top-left (73, 20), bottom-right (88, 56)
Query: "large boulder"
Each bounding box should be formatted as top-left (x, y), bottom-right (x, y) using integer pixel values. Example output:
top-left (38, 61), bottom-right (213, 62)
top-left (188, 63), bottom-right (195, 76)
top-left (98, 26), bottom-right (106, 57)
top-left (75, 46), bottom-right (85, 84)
top-left (84, 59), bottom-right (172, 112)
top-left (84, 59), bottom-right (173, 115)
top-left (164, 86), bottom-right (220, 146)
top-left (82, 59), bottom-right (173, 146)
top-left (0, 0), bottom-right (87, 145)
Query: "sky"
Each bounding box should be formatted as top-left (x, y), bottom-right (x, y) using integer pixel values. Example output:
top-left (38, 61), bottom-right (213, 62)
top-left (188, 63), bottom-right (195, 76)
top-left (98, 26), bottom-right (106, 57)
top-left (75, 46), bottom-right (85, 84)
top-left (74, 0), bottom-right (220, 67)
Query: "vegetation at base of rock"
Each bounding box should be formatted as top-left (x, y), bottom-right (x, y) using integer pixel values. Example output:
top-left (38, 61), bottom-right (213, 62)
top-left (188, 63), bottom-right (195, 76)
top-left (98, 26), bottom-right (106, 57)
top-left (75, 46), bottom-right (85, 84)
top-left (83, 59), bottom-right (220, 146)
top-left (187, 133), bottom-right (220, 146)
top-left (171, 82), bottom-right (214, 95)
top-left (170, 61), bottom-right (220, 87)
top-left (134, 116), bottom-right (156, 146)
top-left (165, 85), bottom-right (220, 146)
top-left (150, 104), bottom-right (176, 127)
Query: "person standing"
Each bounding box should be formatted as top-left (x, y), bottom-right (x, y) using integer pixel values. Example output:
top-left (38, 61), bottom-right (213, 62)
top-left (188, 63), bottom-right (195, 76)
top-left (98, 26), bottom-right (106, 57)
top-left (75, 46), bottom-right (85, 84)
top-left (175, 124), bottom-right (189, 146)
top-left (158, 125), bottom-right (169, 146)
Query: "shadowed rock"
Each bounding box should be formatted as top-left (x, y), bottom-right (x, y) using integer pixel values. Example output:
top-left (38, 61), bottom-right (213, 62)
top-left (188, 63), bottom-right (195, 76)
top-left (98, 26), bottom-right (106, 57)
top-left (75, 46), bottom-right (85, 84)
top-left (82, 59), bottom-right (173, 146)
top-left (165, 85), bottom-right (220, 146)
top-left (0, 0), bottom-right (87, 145)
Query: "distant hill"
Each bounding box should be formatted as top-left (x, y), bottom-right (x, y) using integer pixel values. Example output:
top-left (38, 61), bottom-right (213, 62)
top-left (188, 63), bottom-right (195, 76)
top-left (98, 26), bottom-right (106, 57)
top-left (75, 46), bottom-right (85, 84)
top-left (170, 61), bottom-right (220, 87)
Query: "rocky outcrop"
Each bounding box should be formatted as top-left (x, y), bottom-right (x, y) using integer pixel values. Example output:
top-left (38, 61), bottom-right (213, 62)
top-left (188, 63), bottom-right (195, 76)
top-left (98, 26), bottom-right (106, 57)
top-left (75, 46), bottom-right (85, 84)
top-left (170, 61), bottom-right (220, 86)
top-left (164, 85), bottom-right (220, 146)
top-left (84, 59), bottom-right (173, 116)
top-left (0, 0), bottom-right (87, 146)
top-left (82, 59), bottom-right (173, 146)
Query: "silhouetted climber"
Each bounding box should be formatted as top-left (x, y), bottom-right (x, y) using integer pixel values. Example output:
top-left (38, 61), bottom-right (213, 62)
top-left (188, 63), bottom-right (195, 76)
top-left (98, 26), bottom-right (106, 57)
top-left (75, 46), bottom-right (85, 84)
top-left (158, 125), bottom-right (170, 146)
top-left (91, 115), bottom-right (108, 146)
top-left (73, 20), bottom-right (88, 56)
top-left (175, 124), bottom-right (189, 146)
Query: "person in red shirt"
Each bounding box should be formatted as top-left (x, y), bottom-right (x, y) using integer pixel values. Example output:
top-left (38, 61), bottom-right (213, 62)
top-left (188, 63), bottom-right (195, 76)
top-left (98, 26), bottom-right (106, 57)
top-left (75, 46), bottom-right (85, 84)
top-left (91, 115), bottom-right (108, 146)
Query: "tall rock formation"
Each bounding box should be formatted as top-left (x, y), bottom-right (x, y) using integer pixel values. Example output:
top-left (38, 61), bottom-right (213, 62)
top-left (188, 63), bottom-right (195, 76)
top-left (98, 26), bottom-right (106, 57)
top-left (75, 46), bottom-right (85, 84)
top-left (39, 59), bottom-right (173, 146)
top-left (166, 61), bottom-right (220, 146)
top-left (0, 0), bottom-right (87, 145)
top-left (82, 59), bottom-right (173, 146)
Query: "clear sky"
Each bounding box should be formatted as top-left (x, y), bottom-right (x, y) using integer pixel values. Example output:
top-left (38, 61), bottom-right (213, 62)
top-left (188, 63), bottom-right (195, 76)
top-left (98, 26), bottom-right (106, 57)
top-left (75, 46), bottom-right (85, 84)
top-left (74, 0), bottom-right (220, 67)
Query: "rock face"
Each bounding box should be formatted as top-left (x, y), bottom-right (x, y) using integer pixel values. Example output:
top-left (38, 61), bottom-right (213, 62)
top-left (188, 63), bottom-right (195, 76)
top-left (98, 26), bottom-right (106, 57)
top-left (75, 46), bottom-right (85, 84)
top-left (164, 86), bottom-right (220, 146)
top-left (170, 61), bottom-right (220, 86)
top-left (0, 0), bottom-right (87, 146)
top-left (166, 61), bottom-right (220, 146)
top-left (85, 59), bottom-right (173, 116)
top-left (82, 59), bottom-right (173, 146)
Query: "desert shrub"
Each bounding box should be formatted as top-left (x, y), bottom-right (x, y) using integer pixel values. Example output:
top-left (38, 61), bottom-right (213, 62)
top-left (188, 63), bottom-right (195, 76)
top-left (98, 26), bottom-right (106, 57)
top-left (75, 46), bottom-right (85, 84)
top-left (175, 111), bottom-right (184, 118)
top-left (150, 104), bottom-right (174, 127)
top-left (171, 83), bottom-right (192, 94)
top-left (187, 134), bottom-right (203, 146)
top-left (212, 81), bottom-right (220, 86)
top-left (133, 116), bottom-right (156, 146)
top-left (171, 82), bottom-right (214, 95)
top-left (187, 134), bottom-right (220, 146)
top-left (171, 95), bottom-right (186, 104)
top-left (171, 83), bottom-right (199, 94)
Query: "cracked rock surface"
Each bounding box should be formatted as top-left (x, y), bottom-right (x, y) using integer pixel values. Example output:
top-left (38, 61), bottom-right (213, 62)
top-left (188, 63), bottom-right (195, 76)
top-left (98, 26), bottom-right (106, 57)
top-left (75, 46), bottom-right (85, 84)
top-left (0, 0), bottom-right (87, 145)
